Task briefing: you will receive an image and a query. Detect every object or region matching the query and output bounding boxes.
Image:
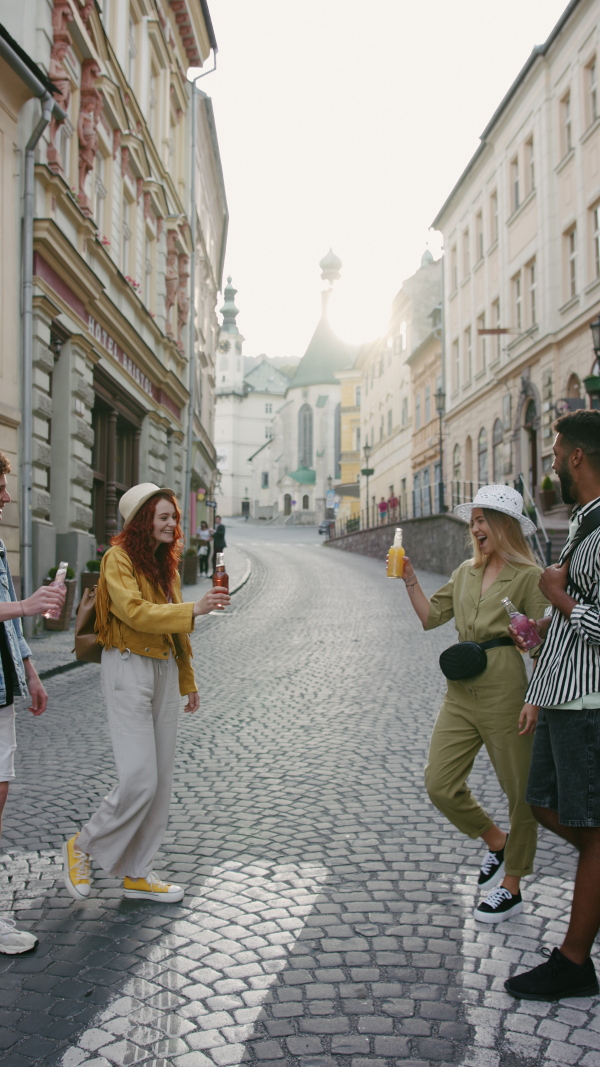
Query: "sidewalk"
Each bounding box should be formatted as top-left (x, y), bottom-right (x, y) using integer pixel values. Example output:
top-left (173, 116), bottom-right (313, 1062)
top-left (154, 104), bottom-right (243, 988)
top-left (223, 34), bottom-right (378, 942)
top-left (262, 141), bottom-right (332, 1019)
top-left (26, 542), bottom-right (251, 680)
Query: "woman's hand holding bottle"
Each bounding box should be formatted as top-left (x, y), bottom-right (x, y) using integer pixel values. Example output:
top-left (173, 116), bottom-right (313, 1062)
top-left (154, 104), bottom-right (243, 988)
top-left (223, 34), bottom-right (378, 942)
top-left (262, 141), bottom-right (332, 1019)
top-left (193, 588), bottom-right (231, 615)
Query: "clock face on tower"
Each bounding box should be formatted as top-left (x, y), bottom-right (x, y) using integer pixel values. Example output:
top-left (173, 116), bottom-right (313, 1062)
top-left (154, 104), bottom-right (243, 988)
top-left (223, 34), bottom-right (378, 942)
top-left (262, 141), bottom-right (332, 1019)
top-left (218, 339), bottom-right (231, 354)
top-left (235, 340), bottom-right (242, 354)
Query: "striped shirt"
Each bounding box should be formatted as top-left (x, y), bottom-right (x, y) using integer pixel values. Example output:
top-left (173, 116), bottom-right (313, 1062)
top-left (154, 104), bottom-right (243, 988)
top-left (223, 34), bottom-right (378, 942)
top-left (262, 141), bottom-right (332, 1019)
top-left (526, 496), bottom-right (600, 708)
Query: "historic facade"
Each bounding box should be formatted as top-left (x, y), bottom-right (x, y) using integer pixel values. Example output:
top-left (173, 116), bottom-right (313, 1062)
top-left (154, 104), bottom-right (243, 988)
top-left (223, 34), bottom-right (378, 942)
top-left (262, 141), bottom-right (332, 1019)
top-left (214, 278), bottom-right (289, 517)
top-left (358, 252), bottom-right (442, 522)
top-left (250, 252), bottom-right (358, 523)
top-left (0, 0), bottom-right (223, 592)
top-left (433, 0), bottom-right (600, 513)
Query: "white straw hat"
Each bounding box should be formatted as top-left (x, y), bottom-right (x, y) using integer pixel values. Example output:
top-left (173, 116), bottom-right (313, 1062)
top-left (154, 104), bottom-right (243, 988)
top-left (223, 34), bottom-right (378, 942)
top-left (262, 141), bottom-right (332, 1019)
top-left (119, 483), bottom-right (175, 527)
top-left (454, 484), bottom-right (537, 536)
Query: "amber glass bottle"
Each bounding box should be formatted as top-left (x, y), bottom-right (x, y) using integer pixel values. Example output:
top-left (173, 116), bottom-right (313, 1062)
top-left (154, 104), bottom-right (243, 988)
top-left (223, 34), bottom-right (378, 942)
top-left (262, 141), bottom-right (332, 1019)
top-left (212, 552), bottom-right (229, 593)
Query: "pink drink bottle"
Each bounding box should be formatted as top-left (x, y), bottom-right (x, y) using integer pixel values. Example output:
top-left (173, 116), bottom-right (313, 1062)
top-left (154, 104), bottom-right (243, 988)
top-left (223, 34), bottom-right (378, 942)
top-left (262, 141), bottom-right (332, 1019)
top-left (501, 597), bottom-right (541, 652)
top-left (43, 561), bottom-right (68, 620)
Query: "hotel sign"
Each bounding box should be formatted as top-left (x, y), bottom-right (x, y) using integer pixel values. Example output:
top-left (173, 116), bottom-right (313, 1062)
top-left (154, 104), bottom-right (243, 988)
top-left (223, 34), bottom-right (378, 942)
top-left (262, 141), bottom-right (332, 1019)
top-left (88, 315), bottom-right (157, 400)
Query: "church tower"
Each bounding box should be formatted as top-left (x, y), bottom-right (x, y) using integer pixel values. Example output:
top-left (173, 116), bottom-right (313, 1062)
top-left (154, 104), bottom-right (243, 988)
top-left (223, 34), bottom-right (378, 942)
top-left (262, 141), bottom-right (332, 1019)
top-left (216, 277), bottom-right (245, 395)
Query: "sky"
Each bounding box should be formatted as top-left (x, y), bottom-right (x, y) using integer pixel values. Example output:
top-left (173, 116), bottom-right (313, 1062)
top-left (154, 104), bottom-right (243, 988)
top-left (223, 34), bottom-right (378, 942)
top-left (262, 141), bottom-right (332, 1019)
top-left (190, 0), bottom-right (570, 360)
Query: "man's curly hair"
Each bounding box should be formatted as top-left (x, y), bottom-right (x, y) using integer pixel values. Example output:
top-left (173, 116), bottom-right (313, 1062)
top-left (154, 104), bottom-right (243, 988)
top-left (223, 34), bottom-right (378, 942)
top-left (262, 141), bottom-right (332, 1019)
top-left (0, 452), bottom-right (12, 476)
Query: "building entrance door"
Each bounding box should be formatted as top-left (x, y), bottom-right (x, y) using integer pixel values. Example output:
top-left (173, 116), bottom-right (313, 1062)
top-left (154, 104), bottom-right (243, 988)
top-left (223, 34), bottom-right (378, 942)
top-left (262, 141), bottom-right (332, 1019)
top-left (284, 493), bottom-right (292, 516)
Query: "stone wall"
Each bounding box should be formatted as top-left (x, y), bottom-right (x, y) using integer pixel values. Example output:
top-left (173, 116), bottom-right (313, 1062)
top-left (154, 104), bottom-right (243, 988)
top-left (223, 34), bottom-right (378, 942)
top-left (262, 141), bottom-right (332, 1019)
top-left (323, 513), bottom-right (473, 576)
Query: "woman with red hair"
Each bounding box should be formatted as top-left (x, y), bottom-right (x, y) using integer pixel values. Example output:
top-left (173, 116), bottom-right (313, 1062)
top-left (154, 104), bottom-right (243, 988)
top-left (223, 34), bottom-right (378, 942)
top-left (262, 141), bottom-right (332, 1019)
top-left (62, 483), bottom-right (229, 904)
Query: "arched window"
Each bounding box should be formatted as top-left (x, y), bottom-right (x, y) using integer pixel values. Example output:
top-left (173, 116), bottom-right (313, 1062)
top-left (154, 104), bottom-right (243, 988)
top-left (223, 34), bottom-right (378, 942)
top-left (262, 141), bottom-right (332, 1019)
top-left (284, 493), bottom-right (292, 516)
top-left (478, 427), bottom-right (488, 485)
top-left (298, 404), bottom-right (313, 468)
top-left (302, 494), bottom-right (309, 509)
top-left (334, 403), bottom-right (341, 478)
top-left (465, 435), bottom-right (473, 481)
top-left (453, 443), bottom-right (461, 479)
top-left (492, 419), bottom-right (504, 482)
top-left (567, 373), bottom-right (582, 399)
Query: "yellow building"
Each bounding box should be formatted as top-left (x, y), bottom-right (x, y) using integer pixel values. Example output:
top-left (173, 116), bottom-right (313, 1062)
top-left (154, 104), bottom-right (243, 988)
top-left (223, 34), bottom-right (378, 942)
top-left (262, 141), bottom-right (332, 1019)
top-left (335, 361), bottom-right (362, 526)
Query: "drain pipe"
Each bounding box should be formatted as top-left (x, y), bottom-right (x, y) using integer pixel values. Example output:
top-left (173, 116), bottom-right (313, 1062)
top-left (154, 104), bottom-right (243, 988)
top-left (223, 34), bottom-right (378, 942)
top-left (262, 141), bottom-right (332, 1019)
top-left (0, 37), bottom-right (65, 612)
top-left (183, 55), bottom-right (217, 545)
top-left (21, 92), bottom-right (55, 620)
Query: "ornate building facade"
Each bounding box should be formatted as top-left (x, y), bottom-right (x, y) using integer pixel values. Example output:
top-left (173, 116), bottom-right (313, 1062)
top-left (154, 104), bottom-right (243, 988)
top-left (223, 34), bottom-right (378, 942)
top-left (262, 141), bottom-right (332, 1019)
top-left (433, 0), bottom-right (600, 512)
top-left (0, 0), bottom-right (224, 591)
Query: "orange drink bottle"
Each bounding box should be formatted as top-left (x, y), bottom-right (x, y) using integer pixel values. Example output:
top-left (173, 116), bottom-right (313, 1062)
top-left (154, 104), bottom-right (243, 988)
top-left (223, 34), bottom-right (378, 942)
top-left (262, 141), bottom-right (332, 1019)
top-left (387, 528), bottom-right (405, 578)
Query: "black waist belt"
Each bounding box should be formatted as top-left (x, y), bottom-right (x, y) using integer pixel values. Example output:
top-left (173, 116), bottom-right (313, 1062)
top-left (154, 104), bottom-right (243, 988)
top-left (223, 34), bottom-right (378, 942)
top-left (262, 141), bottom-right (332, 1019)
top-left (478, 637), bottom-right (515, 651)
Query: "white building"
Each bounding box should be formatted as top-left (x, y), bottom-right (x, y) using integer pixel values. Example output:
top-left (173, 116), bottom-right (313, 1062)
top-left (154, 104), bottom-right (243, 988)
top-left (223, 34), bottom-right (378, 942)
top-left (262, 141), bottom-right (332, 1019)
top-left (214, 278), bottom-right (289, 516)
top-left (250, 251), bottom-right (358, 523)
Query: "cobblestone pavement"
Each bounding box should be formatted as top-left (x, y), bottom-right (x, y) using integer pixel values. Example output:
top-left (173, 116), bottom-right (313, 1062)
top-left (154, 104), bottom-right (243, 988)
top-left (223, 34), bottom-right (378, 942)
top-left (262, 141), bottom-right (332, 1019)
top-left (0, 523), bottom-right (596, 1067)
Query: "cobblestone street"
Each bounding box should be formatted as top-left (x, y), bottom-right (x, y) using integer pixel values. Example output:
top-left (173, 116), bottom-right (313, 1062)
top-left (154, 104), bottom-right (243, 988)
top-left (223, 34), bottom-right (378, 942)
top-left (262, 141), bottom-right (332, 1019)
top-left (0, 524), bottom-right (596, 1067)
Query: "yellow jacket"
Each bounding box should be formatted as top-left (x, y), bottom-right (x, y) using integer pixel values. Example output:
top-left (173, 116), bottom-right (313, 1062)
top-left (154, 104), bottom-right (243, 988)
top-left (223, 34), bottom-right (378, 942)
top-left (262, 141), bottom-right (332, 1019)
top-left (95, 546), bottom-right (196, 695)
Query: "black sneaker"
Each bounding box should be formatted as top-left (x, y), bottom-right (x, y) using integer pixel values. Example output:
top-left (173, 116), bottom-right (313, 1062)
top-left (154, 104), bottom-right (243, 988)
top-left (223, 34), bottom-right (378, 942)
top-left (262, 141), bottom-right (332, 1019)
top-left (474, 886), bottom-right (523, 923)
top-left (478, 835), bottom-right (507, 889)
top-left (505, 947), bottom-right (599, 1002)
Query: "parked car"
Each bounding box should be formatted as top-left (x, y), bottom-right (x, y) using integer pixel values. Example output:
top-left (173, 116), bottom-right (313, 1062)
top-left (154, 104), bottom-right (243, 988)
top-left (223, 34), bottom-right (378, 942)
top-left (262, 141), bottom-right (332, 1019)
top-left (318, 520), bottom-right (334, 536)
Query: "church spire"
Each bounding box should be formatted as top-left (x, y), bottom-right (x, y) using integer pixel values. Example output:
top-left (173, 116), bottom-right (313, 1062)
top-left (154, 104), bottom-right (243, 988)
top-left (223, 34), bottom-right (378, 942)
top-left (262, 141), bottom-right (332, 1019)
top-left (319, 249), bottom-right (342, 316)
top-left (220, 276), bottom-right (240, 334)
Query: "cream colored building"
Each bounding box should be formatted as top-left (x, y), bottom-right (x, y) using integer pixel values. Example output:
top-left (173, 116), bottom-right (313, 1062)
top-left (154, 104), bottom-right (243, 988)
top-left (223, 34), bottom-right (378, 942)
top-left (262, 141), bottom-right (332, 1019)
top-left (432, 0), bottom-right (600, 512)
top-left (0, 0), bottom-right (223, 593)
top-left (359, 252), bottom-right (441, 523)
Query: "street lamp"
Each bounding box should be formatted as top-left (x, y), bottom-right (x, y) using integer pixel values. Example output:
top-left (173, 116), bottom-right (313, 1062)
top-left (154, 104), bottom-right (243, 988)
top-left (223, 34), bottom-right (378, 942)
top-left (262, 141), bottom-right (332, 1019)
top-left (434, 385), bottom-right (446, 512)
top-left (361, 442), bottom-right (374, 527)
top-left (585, 315), bottom-right (600, 408)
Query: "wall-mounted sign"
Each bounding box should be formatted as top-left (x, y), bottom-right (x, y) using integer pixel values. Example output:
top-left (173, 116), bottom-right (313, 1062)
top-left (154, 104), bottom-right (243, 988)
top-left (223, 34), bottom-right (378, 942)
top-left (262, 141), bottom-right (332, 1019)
top-left (88, 315), bottom-right (156, 400)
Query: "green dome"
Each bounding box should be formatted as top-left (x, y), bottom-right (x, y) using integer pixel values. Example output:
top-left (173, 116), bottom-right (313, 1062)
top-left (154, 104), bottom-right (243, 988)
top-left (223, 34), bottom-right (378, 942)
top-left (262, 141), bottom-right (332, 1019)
top-left (290, 316), bottom-right (358, 389)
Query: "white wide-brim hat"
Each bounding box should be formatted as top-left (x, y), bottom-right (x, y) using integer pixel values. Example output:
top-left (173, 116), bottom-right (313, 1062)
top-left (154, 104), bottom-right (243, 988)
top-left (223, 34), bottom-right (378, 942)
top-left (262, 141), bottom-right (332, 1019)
top-left (454, 484), bottom-right (537, 537)
top-left (119, 483), bottom-right (175, 527)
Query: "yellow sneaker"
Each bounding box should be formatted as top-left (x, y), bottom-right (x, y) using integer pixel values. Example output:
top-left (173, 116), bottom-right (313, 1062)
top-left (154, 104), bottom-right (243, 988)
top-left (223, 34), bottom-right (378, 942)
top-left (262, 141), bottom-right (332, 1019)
top-left (123, 872), bottom-right (184, 902)
top-left (62, 835), bottom-right (91, 900)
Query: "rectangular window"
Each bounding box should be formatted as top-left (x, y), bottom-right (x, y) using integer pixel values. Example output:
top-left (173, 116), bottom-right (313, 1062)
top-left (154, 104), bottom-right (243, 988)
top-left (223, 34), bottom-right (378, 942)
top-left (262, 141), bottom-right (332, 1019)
top-left (563, 92), bottom-right (572, 155)
top-left (401, 397), bottom-right (408, 426)
top-left (355, 427), bottom-right (361, 452)
top-left (511, 157), bottom-right (519, 213)
top-left (477, 313), bottom-right (486, 372)
top-left (128, 15), bottom-right (137, 88)
top-left (452, 338), bottom-right (460, 392)
top-left (424, 386), bottom-right (430, 425)
top-left (94, 154), bottom-right (106, 233)
top-left (464, 327), bottom-right (472, 382)
top-left (122, 198), bottom-right (131, 274)
top-left (567, 227), bottom-right (577, 298)
top-left (475, 212), bottom-right (484, 261)
top-left (513, 272), bottom-right (522, 331)
top-left (451, 246), bottom-right (458, 292)
top-left (415, 393), bottom-right (421, 430)
top-left (144, 231), bottom-right (153, 307)
top-left (379, 416), bottom-right (384, 441)
top-left (387, 409), bottom-right (392, 435)
top-left (265, 402), bottom-right (272, 414)
top-left (527, 260), bottom-right (537, 325)
top-left (593, 205), bottom-right (600, 279)
top-left (490, 190), bottom-right (498, 244)
top-left (492, 299), bottom-right (501, 361)
top-left (265, 426), bottom-right (272, 439)
top-left (590, 58), bottom-right (598, 125)
top-left (261, 472), bottom-right (269, 488)
top-left (526, 136), bottom-right (535, 194)
top-left (463, 228), bottom-right (470, 277)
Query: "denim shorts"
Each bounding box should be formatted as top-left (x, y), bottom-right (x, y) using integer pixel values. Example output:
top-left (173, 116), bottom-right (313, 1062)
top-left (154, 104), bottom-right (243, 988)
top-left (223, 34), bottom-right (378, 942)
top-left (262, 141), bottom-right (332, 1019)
top-left (526, 707), bottom-right (600, 826)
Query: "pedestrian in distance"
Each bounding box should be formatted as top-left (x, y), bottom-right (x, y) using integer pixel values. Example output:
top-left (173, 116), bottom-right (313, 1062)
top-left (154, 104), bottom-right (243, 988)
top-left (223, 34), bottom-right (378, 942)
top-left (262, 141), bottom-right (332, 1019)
top-left (211, 514), bottom-right (226, 576)
top-left (0, 451), bottom-right (65, 953)
top-left (505, 410), bottom-right (600, 1003)
top-left (388, 491), bottom-right (399, 524)
top-left (397, 485), bottom-right (549, 922)
top-left (196, 519), bottom-right (211, 577)
top-left (378, 497), bottom-right (388, 525)
top-left (63, 483), bottom-right (230, 905)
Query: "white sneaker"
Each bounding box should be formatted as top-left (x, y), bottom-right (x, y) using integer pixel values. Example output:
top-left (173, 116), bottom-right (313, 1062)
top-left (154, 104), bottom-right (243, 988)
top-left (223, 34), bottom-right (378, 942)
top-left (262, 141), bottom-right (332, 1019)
top-left (0, 916), bottom-right (38, 954)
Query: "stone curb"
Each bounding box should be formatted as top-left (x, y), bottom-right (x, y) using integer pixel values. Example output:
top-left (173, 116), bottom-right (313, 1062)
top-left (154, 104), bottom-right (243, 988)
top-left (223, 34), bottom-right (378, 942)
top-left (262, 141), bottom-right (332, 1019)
top-left (37, 549), bottom-right (253, 682)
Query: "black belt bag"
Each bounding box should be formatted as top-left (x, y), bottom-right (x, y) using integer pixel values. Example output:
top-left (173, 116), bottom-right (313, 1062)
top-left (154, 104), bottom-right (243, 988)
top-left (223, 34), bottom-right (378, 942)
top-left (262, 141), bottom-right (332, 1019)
top-left (439, 636), bottom-right (515, 681)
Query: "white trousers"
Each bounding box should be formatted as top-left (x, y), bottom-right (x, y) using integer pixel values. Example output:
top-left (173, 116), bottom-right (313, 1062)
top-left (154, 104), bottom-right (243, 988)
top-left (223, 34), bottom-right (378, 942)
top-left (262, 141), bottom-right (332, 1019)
top-left (77, 648), bottom-right (180, 878)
